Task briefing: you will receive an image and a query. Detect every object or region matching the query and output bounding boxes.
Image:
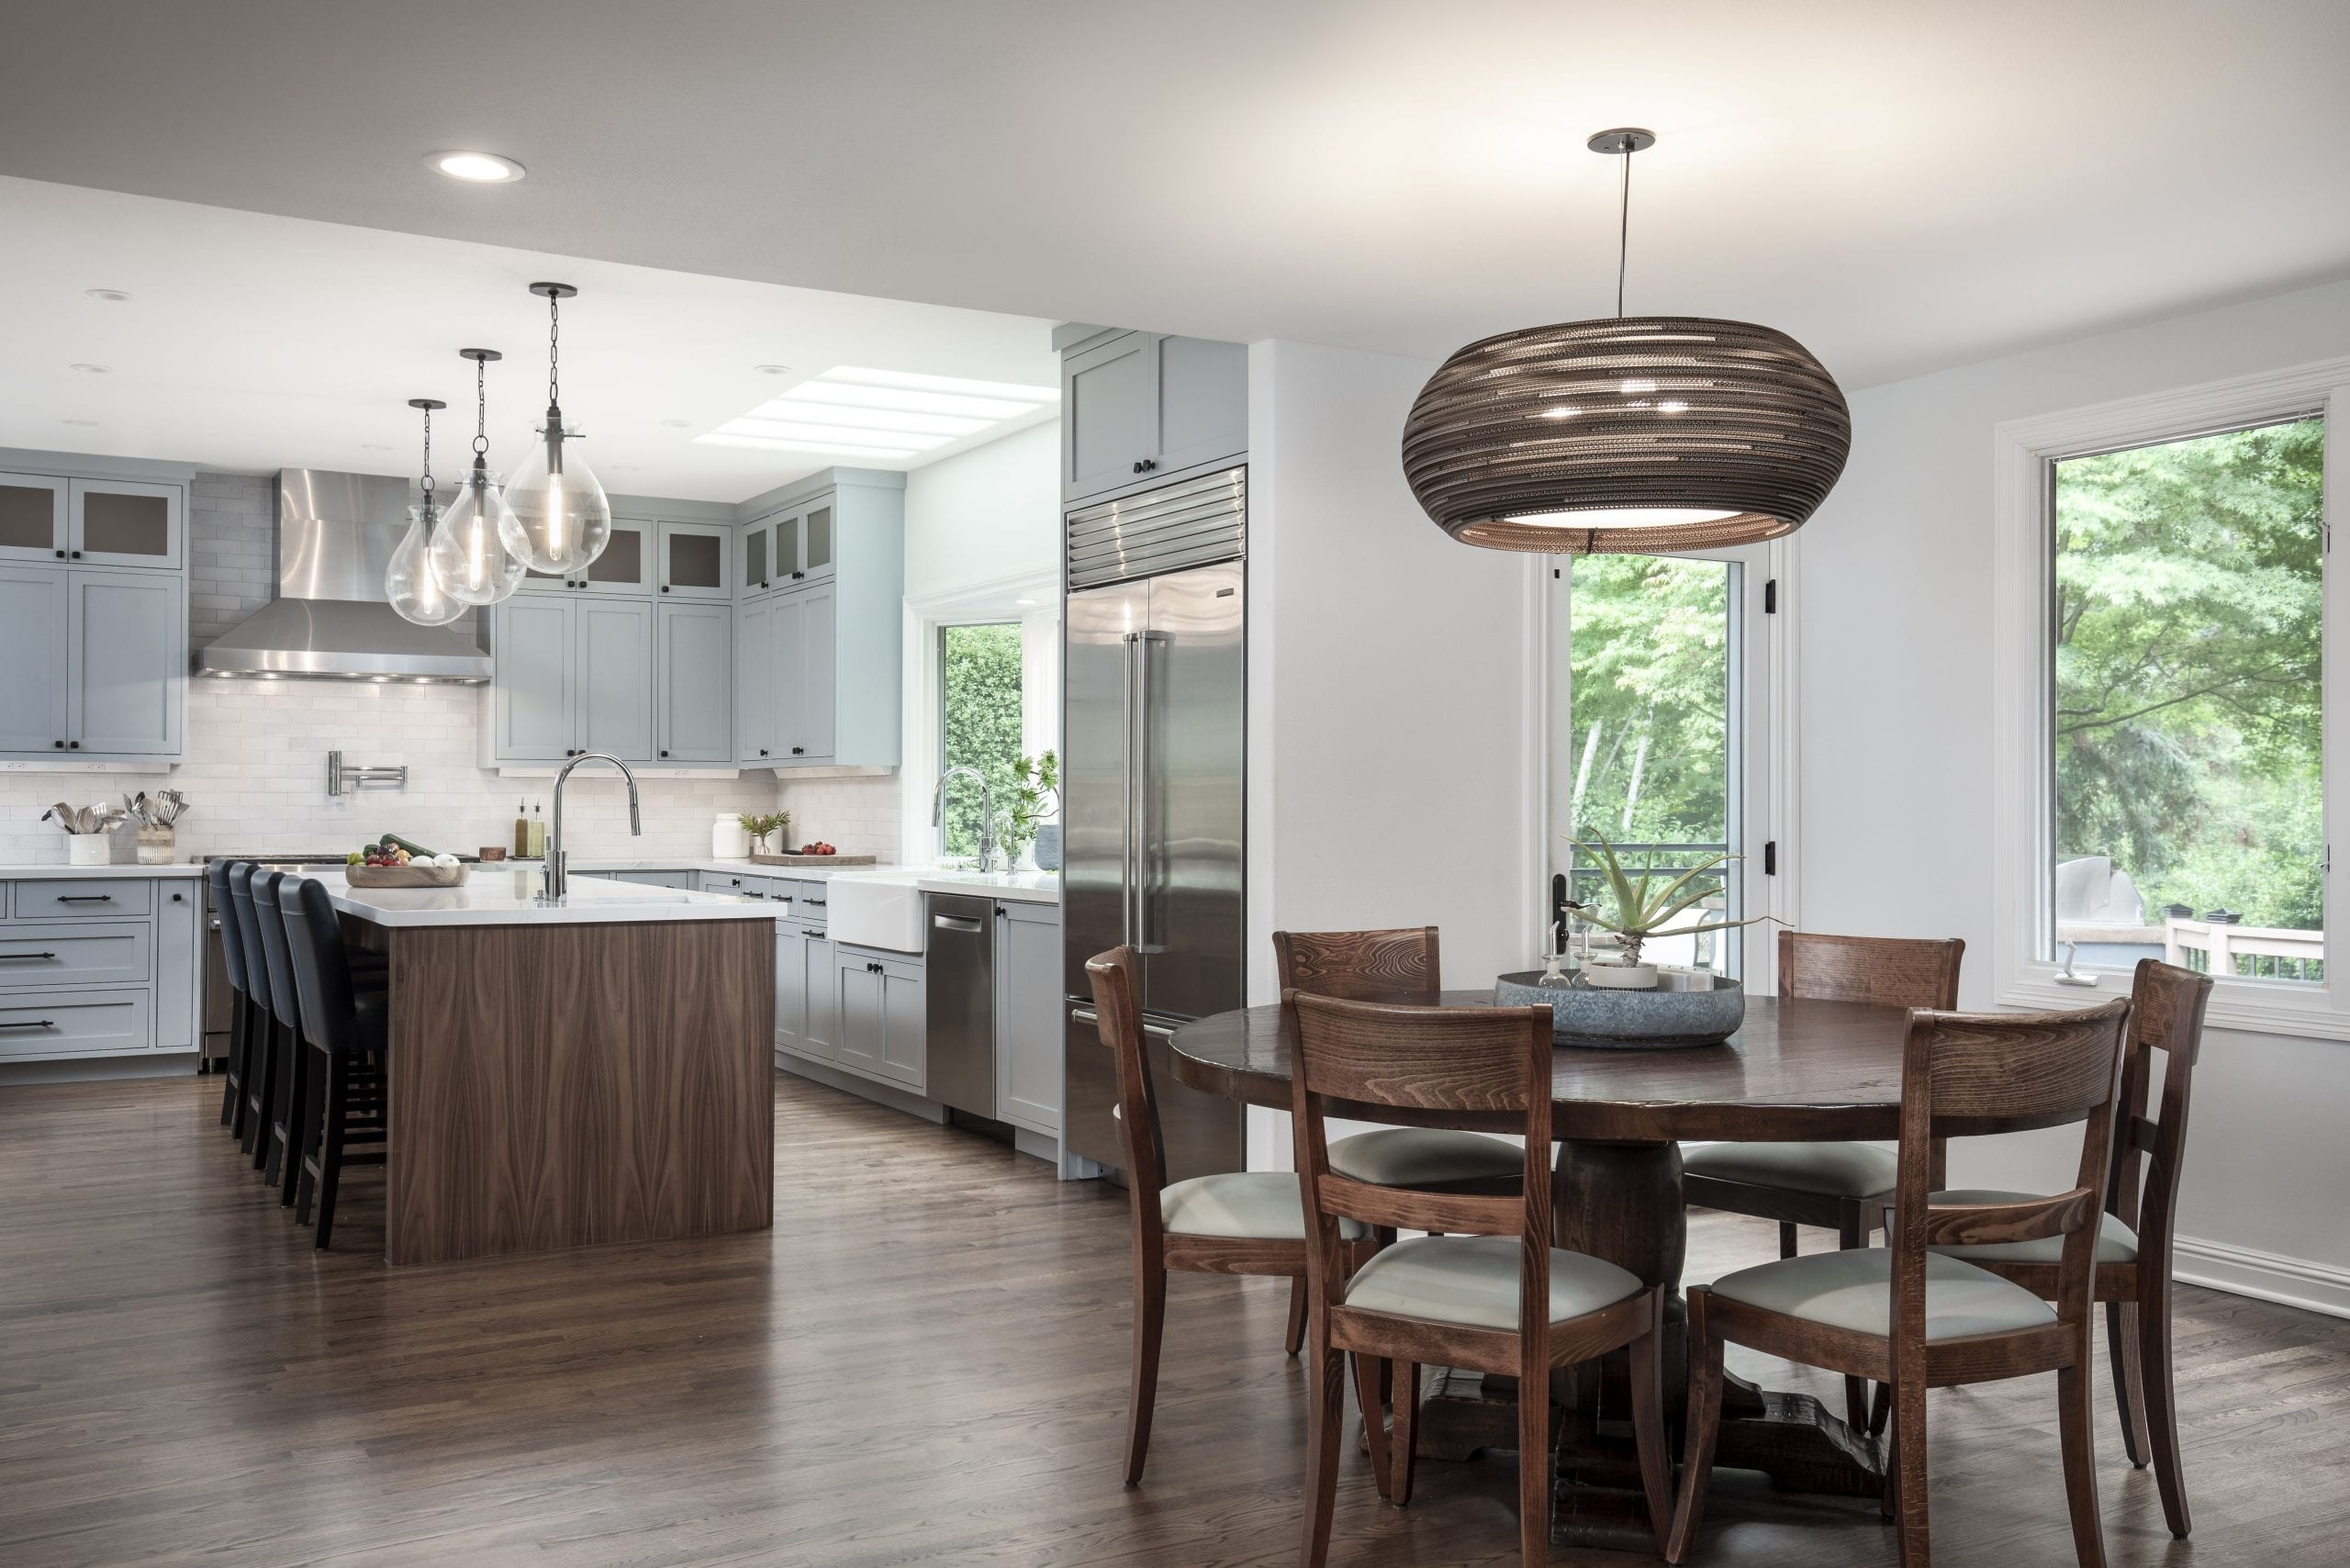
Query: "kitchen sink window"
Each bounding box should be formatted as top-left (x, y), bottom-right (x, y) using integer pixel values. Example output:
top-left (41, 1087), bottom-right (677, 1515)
top-left (938, 622), bottom-right (1025, 858)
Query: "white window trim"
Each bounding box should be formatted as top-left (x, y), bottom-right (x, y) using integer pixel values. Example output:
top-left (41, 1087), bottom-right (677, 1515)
top-left (899, 568), bottom-right (1058, 867)
top-left (1991, 355), bottom-right (2350, 1038)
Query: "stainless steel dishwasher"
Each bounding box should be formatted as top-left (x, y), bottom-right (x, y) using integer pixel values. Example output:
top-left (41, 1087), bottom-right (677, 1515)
top-left (924, 893), bottom-right (996, 1119)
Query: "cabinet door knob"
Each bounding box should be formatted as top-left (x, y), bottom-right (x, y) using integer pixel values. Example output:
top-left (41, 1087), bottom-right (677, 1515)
top-left (659, 749), bottom-right (669, 757)
top-left (71, 549), bottom-right (83, 558)
top-left (52, 740), bottom-right (63, 749)
top-left (1132, 459), bottom-right (1157, 475)
top-left (54, 549), bottom-right (64, 559)
top-left (758, 748), bottom-right (769, 756)
top-left (791, 746), bottom-right (805, 756)
top-left (660, 586), bottom-right (670, 593)
top-left (68, 740), bottom-right (79, 749)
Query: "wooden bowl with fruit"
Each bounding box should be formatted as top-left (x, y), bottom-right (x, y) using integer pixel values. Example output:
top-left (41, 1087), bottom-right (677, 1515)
top-left (343, 838), bottom-right (470, 888)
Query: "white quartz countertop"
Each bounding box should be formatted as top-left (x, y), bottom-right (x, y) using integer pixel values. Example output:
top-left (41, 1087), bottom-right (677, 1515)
top-left (293, 868), bottom-right (778, 928)
top-left (0, 862), bottom-right (207, 879)
top-left (563, 857), bottom-right (1061, 906)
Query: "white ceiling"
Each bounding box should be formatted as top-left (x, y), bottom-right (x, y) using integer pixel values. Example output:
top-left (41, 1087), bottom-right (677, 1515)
top-left (2, 0), bottom-right (2347, 438)
top-left (0, 178), bottom-right (1057, 499)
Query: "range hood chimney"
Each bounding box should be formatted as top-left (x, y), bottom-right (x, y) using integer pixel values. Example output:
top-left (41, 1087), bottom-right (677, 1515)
top-left (195, 470), bottom-right (493, 684)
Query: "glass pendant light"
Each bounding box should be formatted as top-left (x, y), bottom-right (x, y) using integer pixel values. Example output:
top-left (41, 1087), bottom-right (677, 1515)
top-left (1403, 129), bottom-right (1851, 554)
top-left (498, 281), bottom-right (612, 574)
top-left (386, 398), bottom-right (465, 626)
top-left (429, 347), bottom-right (528, 604)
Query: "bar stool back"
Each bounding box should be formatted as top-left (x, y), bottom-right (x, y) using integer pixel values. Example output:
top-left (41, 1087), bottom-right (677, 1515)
top-left (226, 864), bottom-right (276, 1166)
top-left (246, 869), bottom-right (308, 1200)
top-left (208, 861), bottom-right (255, 1137)
top-left (277, 876), bottom-right (389, 1249)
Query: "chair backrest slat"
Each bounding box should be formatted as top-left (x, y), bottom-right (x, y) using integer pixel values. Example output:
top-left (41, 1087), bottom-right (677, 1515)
top-left (1921, 1188), bottom-right (2098, 1249)
top-left (1285, 993), bottom-right (1529, 1114)
top-left (246, 869), bottom-right (302, 1029)
top-left (2109, 959), bottom-right (2213, 1252)
top-left (1083, 947), bottom-right (1168, 1214)
top-left (1273, 927), bottom-right (1440, 1002)
top-left (277, 878), bottom-right (359, 1055)
top-left (1780, 929), bottom-right (1963, 1010)
top-left (1315, 1172), bottom-right (1521, 1238)
top-left (1922, 1005), bottom-right (2127, 1127)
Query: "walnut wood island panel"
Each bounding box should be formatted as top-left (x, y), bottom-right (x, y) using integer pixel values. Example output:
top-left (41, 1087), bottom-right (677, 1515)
top-left (307, 870), bottom-right (777, 1265)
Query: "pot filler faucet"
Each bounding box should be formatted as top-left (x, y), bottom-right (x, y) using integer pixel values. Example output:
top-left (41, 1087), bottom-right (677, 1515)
top-left (932, 766), bottom-right (999, 872)
top-left (541, 752), bottom-right (642, 902)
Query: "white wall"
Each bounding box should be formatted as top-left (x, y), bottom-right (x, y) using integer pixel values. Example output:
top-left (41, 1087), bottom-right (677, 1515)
top-left (1800, 276), bottom-right (2350, 1311)
top-left (1245, 340), bottom-right (1545, 1167)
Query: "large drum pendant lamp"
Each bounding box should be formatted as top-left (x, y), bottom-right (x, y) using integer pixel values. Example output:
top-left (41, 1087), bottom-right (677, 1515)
top-left (1403, 129), bottom-right (1851, 554)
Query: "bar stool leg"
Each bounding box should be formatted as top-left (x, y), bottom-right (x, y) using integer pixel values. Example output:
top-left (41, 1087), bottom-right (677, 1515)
top-left (314, 1052), bottom-right (352, 1250)
top-left (293, 1041), bottom-right (330, 1224)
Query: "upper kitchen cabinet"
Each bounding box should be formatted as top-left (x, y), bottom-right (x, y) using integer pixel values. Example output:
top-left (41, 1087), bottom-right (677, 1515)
top-left (1058, 330), bottom-right (1248, 505)
top-left (657, 520), bottom-right (732, 601)
top-left (0, 474), bottom-right (69, 564)
top-left (0, 566), bottom-right (71, 753)
top-left (655, 600), bottom-right (733, 762)
top-left (481, 593), bottom-right (656, 765)
top-left (517, 516), bottom-right (653, 596)
top-left (733, 470), bottom-right (901, 770)
top-left (0, 473), bottom-right (184, 571)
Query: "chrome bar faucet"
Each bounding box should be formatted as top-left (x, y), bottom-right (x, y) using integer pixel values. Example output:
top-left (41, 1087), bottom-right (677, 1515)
top-left (542, 752), bottom-right (642, 902)
top-left (932, 766), bottom-right (999, 872)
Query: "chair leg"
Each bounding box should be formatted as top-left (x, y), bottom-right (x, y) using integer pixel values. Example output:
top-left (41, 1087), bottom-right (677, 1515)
top-left (1891, 1372), bottom-right (1930, 1565)
top-left (1869, 1378), bottom-right (1891, 1438)
top-left (1516, 1339), bottom-right (1550, 1567)
top-left (1778, 1221), bottom-right (1798, 1259)
top-left (1628, 1290), bottom-right (1673, 1553)
top-left (277, 1036), bottom-right (313, 1208)
top-left (293, 1044), bottom-right (328, 1225)
top-left (1285, 1275), bottom-right (1306, 1357)
top-left (2106, 1300), bottom-right (2150, 1467)
top-left (1300, 1324), bottom-right (1346, 1568)
top-left (1840, 1200), bottom-right (1872, 1430)
top-left (1124, 1261), bottom-right (1165, 1485)
top-left (217, 996), bottom-right (244, 1126)
top-left (1351, 1351), bottom-right (1392, 1499)
top-left (1665, 1288), bottom-right (1725, 1565)
top-left (245, 1017), bottom-right (278, 1165)
top-left (1389, 1361), bottom-right (1418, 1506)
top-left (2139, 1278), bottom-right (2191, 1539)
top-left (312, 1056), bottom-right (351, 1250)
top-left (2056, 1358), bottom-right (2108, 1568)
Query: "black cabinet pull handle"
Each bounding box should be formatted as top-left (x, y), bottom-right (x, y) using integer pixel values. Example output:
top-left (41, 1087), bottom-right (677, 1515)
top-left (659, 749), bottom-right (669, 757)
top-left (171, 892), bottom-right (184, 903)
top-left (1132, 459), bottom-right (1157, 474)
top-left (71, 549), bottom-right (83, 558)
top-left (0, 953), bottom-right (59, 961)
top-left (661, 585), bottom-right (670, 593)
top-left (0, 1020), bottom-right (58, 1030)
top-left (790, 746), bottom-right (805, 756)
top-left (52, 740), bottom-right (63, 749)
top-left (68, 741), bottom-right (79, 749)
top-left (57, 895), bottom-right (113, 902)
top-left (54, 549), bottom-right (65, 559)
top-left (758, 749), bottom-right (769, 756)
top-left (802, 897), bottom-right (825, 908)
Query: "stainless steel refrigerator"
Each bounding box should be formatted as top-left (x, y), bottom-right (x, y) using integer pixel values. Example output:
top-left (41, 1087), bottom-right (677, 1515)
top-left (1062, 466), bottom-right (1248, 1184)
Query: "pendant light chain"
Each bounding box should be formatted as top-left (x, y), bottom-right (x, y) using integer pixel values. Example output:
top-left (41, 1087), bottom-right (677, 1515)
top-left (546, 290), bottom-right (561, 409)
top-left (420, 402), bottom-right (435, 513)
top-left (474, 352), bottom-right (491, 465)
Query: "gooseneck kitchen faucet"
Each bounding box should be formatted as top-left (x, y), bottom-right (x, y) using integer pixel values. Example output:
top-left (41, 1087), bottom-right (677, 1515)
top-left (931, 766), bottom-right (999, 872)
top-left (541, 752), bottom-right (641, 901)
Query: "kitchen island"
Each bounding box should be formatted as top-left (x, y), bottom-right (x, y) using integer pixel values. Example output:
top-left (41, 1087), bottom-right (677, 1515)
top-left (298, 868), bottom-right (777, 1265)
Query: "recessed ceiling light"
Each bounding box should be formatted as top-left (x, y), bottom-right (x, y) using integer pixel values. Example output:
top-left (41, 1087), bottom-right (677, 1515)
top-left (754, 364), bottom-right (792, 375)
top-left (427, 150), bottom-right (526, 183)
top-left (69, 363), bottom-right (112, 375)
top-left (658, 418), bottom-right (691, 428)
top-left (62, 418), bottom-right (98, 427)
top-left (1014, 597), bottom-right (1039, 607)
top-left (84, 288), bottom-right (132, 303)
top-left (359, 442), bottom-right (394, 452)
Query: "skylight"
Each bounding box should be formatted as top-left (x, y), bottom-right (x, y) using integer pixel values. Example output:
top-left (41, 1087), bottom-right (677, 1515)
top-left (695, 366), bottom-right (1058, 461)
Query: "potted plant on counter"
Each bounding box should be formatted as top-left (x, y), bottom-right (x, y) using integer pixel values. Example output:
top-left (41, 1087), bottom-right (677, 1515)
top-left (1005, 750), bottom-right (1059, 870)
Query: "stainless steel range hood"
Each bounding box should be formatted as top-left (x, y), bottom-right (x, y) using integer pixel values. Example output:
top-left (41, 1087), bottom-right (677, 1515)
top-left (196, 470), bottom-right (492, 683)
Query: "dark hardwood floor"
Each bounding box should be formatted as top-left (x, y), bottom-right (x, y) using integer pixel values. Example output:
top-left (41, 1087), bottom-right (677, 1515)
top-left (1, 1072), bottom-right (2344, 1567)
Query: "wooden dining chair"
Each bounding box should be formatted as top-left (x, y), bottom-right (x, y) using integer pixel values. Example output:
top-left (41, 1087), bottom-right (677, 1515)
top-left (1272, 927), bottom-right (1524, 1351)
top-left (1289, 990), bottom-right (1672, 1566)
top-left (1669, 996), bottom-right (2132, 1568)
top-left (1682, 928), bottom-right (1964, 1426)
top-left (1084, 946), bottom-right (1380, 1488)
top-left (1914, 958), bottom-right (2210, 1540)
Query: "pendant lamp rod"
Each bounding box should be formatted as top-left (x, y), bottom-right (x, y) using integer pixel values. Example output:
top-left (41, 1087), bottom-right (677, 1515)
top-left (1587, 128), bottom-right (1654, 319)
top-left (406, 397), bottom-right (445, 520)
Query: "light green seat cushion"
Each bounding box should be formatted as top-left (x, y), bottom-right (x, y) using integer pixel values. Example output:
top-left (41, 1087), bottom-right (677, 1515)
top-left (1343, 1235), bottom-right (1642, 1330)
top-left (1159, 1171), bottom-right (1365, 1241)
top-left (1327, 1126), bottom-right (1523, 1187)
top-left (1901, 1188), bottom-right (2141, 1266)
top-left (1684, 1139), bottom-right (1898, 1198)
top-left (1709, 1247), bottom-right (2057, 1340)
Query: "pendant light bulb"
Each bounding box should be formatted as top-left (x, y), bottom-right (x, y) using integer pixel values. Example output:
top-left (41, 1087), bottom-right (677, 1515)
top-left (498, 283), bottom-right (611, 574)
top-left (430, 346), bottom-right (527, 603)
top-left (388, 398), bottom-right (464, 626)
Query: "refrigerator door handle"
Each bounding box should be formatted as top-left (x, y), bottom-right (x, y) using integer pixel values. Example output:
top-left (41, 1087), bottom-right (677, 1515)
top-left (1121, 631), bottom-right (1140, 949)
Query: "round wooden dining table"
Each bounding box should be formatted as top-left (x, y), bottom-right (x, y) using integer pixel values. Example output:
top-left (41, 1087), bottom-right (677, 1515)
top-left (1168, 989), bottom-right (1912, 1549)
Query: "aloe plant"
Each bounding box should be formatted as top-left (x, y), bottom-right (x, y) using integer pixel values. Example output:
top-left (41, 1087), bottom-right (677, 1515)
top-left (1566, 829), bottom-right (1774, 968)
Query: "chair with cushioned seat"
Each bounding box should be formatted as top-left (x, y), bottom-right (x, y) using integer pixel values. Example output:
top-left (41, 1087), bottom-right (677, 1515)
top-left (277, 876), bottom-right (390, 1249)
top-left (1273, 927), bottom-right (1525, 1350)
top-left (1084, 946), bottom-right (1379, 1488)
top-left (1909, 958), bottom-right (2210, 1540)
top-left (1669, 995), bottom-right (2132, 1568)
top-left (1681, 928), bottom-right (1963, 1427)
top-left (1289, 990), bottom-right (1671, 1564)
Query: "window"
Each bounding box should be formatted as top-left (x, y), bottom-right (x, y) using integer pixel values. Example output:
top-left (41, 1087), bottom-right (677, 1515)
top-left (1993, 361), bottom-right (2349, 1036)
top-left (2052, 418), bottom-right (2324, 982)
top-left (938, 622), bottom-right (1024, 858)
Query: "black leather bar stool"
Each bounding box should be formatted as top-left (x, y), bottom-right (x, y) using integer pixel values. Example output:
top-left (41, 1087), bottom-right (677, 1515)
top-left (246, 869), bottom-right (309, 1195)
top-left (208, 861), bottom-right (259, 1138)
top-left (226, 864), bottom-right (279, 1167)
top-left (278, 876), bottom-right (389, 1249)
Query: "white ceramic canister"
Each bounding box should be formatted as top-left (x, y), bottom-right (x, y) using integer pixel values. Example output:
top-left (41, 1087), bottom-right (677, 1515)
top-left (68, 834), bottom-right (110, 867)
top-left (713, 812), bottom-right (751, 858)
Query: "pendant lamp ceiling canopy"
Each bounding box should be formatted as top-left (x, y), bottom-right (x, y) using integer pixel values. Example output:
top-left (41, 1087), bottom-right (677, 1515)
top-left (1403, 129), bottom-right (1851, 554)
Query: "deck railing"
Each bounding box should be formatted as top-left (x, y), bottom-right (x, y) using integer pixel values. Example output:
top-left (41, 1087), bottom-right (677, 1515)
top-left (2163, 916), bottom-right (2324, 982)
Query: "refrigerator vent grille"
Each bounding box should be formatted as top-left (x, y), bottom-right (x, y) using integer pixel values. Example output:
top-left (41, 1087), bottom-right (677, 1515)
top-left (1067, 466), bottom-right (1246, 590)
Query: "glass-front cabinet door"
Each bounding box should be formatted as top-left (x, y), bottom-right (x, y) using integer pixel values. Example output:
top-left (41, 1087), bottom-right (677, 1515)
top-left (69, 479), bottom-right (182, 570)
top-left (743, 514), bottom-right (776, 596)
top-left (795, 501), bottom-right (834, 581)
top-left (0, 474), bottom-right (69, 563)
top-left (578, 518), bottom-right (653, 595)
top-left (657, 520), bottom-right (731, 600)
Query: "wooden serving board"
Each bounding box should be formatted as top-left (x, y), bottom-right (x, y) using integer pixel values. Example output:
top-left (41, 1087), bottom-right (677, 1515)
top-left (746, 853), bottom-right (878, 868)
top-left (344, 863), bottom-right (469, 888)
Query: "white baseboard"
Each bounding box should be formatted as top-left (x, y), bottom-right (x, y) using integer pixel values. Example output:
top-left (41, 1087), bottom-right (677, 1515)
top-left (0, 1052), bottom-right (200, 1086)
top-left (2173, 1233), bottom-right (2350, 1320)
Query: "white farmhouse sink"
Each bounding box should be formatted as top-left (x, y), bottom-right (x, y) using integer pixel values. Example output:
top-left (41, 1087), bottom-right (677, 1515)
top-left (825, 876), bottom-right (926, 953)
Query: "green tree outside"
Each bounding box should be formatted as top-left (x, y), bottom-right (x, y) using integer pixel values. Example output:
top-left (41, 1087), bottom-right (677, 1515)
top-left (940, 622), bottom-right (1024, 858)
top-left (1568, 554), bottom-right (1731, 847)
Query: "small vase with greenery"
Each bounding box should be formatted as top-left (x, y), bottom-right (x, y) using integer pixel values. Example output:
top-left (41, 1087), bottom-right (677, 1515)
top-left (1003, 751), bottom-right (1059, 866)
top-left (1566, 829), bottom-right (1774, 974)
top-left (738, 811), bottom-right (790, 856)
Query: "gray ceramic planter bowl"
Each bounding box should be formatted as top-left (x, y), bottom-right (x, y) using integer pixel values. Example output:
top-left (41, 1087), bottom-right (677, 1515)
top-left (1493, 972), bottom-right (1743, 1050)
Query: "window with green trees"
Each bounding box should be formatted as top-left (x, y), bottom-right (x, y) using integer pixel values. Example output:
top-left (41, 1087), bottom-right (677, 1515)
top-left (2051, 415), bottom-right (2325, 977)
top-left (939, 622), bottom-right (1024, 858)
